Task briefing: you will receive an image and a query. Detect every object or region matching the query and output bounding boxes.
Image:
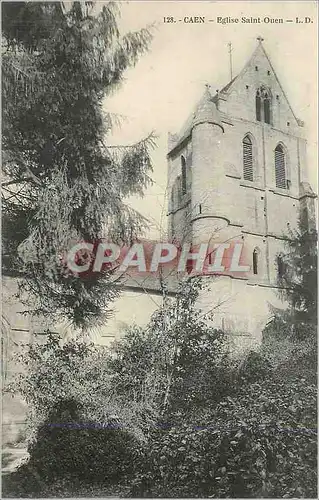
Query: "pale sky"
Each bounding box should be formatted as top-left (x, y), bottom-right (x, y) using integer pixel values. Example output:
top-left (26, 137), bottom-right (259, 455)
top-left (105, 1), bottom-right (318, 238)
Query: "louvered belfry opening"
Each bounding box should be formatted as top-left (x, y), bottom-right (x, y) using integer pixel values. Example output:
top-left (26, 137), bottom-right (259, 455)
top-left (243, 135), bottom-right (254, 181)
top-left (275, 144), bottom-right (286, 189)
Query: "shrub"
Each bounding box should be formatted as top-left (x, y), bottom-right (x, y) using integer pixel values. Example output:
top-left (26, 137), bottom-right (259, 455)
top-left (262, 317), bottom-right (317, 384)
top-left (131, 378), bottom-right (317, 498)
top-left (29, 399), bottom-right (139, 482)
top-left (237, 350), bottom-right (272, 384)
top-left (2, 399), bottom-right (141, 497)
top-left (263, 315), bottom-right (317, 344)
top-left (10, 336), bottom-right (157, 442)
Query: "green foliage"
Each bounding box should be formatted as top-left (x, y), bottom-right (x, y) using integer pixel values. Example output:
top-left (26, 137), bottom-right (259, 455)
top-left (276, 224), bottom-right (317, 327)
top-left (131, 378), bottom-right (317, 498)
top-left (109, 278), bottom-right (233, 420)
top-left (4, 280), bottom-right (317, 498)
top-left (2, 399), bottom-right (140, 498)
top-left (237, 350), bottom-right (272, 384)
top-left (262, 320), bottom-right (317, 385)
top-left (2, 1), bottom-right (155, 330)
top-left (31, 400), bottom-right (138, 485)
top-left (9, 336), bottom-right (158, 442)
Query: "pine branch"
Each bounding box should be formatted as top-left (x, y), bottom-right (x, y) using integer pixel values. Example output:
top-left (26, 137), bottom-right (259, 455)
top-left (103, 131), bottom-right (157, 150)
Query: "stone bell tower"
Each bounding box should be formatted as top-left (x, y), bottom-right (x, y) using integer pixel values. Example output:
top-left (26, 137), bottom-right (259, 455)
top-left (167, 38), bottom-right (316, 346)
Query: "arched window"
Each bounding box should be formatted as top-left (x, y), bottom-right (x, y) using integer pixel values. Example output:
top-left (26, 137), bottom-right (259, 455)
top-left (275, 144), bottom-right (287, 189)
top-left (256, 90), bottom-right (262, 122)
top-left (243, 135), bottom-right (254, 181)
top-left (176, 175), bottom-right (182, 204)
top-left (253, 248), bottom-right (259, 275)
top-left (181, 156), bottom-right (187, 195)
top-left (256, 87), bottom-right (272, 124)
top-left (264, 92), bottom-right (271, 124)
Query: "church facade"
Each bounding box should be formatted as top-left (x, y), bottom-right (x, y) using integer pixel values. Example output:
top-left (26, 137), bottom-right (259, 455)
top-left (166, 39), bottom-right (316, 346)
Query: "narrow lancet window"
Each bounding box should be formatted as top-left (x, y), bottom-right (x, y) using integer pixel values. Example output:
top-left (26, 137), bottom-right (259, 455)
top-left (264, 93), bottom-right (271, 124)
top-left (253, 248), bottom-right (259, 275)
top-left (256, 87), bottom-right (272, 124)
top-left (256, 91), bottom-right (261, 122)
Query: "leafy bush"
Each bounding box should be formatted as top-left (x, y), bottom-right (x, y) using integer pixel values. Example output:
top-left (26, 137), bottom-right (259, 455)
top-left (4, 336), bottom-right (153, 497)
top-left (263, 314), bottom-right (317, 344)
top-left (131, 378), bottom-right (317, 498)
top-left (10, 336), bottom-right (158, 442)
top-left (5, 278), bottom-right (316, 498)
top-left (28, 399), bottom-right (139, 482)
top-left (262, 317), bottom-right (317, 384)
top-left (237, 350), bottom-right (272, 384)
top-left (2, 399), bottom-right (141, 497)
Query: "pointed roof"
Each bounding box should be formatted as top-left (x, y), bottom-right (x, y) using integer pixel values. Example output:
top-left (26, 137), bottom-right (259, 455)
top-left (219, 76), bottom-right (238, 94)
top-left (168, 38), bottom-right (303, 156)
top-left (218, 37), bottom-right (264, 97)
top-left (218, 37), bottom-right (301, 124)
top-left (192, 86), bottom-right (223, 130)
top-left (168, 87), bottom-right (223, 155)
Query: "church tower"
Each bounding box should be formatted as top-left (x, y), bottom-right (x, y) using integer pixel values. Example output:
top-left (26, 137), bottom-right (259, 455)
top-left (167, 38), bottom-right (316, 346)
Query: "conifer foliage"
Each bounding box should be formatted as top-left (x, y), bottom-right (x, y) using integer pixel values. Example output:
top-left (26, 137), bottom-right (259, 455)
top-left (277, 222), bottom-right (317, 327)
top-left (2, 1), bottom-right (155, 331)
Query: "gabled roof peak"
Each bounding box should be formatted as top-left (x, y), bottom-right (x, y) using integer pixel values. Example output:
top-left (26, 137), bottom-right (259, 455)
top-left (219, 37), bottom-right (268, 96)
top-left (217, 38), bottom-right (301, 125)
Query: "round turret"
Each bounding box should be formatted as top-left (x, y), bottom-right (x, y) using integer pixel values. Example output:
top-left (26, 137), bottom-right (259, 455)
top-left (192, 88), bottom-right (224, 132)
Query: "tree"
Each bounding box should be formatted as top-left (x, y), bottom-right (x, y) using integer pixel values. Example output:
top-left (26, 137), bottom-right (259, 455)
top-left (276, 221), bottom-right (317, 330)
top-left (109, 278), bottom-right (232, 421)
top-left (2, 1), bottom-right (155, 332)
top-left (262, 216), bottom-right (317, 347)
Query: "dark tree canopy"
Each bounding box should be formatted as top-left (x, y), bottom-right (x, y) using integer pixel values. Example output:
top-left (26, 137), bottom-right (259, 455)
top-left (277, 221), bottom-right (317, 327)
top-left (2, 1), bottom-right (155, 331)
